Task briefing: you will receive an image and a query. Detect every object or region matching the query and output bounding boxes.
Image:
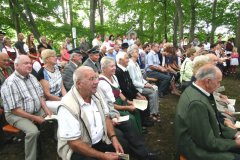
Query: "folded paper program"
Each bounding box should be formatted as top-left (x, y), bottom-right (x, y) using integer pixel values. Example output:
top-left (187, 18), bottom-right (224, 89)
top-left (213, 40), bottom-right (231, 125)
top-left (133, 99), bottom-right (148, 111)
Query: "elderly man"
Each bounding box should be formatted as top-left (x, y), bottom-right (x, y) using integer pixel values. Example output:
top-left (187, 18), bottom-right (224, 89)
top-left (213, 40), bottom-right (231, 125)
top-left (62, 49), bottom-right (83, 91)
top-left (82, 47), bottom-right (101, 73)
top-left (115, 51), bottom-right (154, 127)
top-left (15, 33), bottom-right (28, 55)
top-left (145, 43), bottom-right (171, 98)
top-left (0, 53), bottom-right (13, 143)
top-left (175, 64), bottom-right (240, 160)
top-left (1, 55), bottom-right (52, 160)
top-left (57, 66), bottom-right (123, 160)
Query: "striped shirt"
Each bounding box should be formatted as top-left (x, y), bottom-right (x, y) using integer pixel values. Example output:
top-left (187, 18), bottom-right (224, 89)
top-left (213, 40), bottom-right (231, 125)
top-left (1, 71), bottom-right (44, 113)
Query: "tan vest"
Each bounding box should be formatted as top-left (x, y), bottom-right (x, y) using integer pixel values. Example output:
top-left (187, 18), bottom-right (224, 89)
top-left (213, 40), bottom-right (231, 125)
top-left (57, 87), bottom-right (111, 160)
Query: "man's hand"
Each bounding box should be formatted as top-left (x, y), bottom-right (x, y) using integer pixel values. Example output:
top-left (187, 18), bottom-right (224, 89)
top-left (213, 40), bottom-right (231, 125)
top-left (224, 118), bottom-right (237, 130)
top-left (144, 83), bottom-right (152, 88)
top-left (32, 116), bottom-right (45, 124)
top-left (101, 152), bottom-right (119, 160)
top-left (158, 66), bottom-right (167, 72)
top-left (44, 108), bottom-right (53, 117)
top-left (136, 93), bottom-right (146, 100)
top-left (235, 138), bottom-right (240, 147)
top-left (111, 136), bottom-right (124, 154)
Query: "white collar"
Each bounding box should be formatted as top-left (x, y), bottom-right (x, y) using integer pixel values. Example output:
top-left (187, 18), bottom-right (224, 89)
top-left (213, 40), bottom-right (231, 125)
top-left (150, 50), bottom-right (157, 54)
top-left (117, 63), bottom-right (127, 72)
top-left (192, 82), bottom-right (210, 97)
top-left (70, 61), bottom-right (78, 67)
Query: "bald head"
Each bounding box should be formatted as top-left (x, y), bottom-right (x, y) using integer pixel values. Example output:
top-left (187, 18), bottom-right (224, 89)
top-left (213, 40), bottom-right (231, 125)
top-left (0, 53), bottom-right (9, 69)
top-left (73, 66), bottom-right (94, 86)
top-left (14, 55), bottom-right (33, 77)
top-left (206, 54), bottom-right (219, 65)
top-left (73, 66), bottom-right (99, 97)
top-left (14, 55), bottom-right (31, 65)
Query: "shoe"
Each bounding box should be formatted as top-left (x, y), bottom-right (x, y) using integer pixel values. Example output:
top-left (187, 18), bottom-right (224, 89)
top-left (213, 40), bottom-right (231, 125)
top-left (142, 119), bottom-right (154, 127)
top-left (150, 114), bottom-right (161, 122)
top-left (146, 151), bottom-right (161, 160)
top-left (159, 92), bottom-right (164, 98)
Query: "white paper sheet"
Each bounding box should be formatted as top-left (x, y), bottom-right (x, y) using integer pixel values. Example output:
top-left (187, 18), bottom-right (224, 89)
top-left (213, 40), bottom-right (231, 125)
top-left (133, 99), bottom-right (148, 111)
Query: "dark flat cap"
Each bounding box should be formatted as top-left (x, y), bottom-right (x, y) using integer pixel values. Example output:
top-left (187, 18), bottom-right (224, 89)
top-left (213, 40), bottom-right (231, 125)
top-left (68, 47), bottom-right (82, 54)
top-left (0, 31), bottom-right (6, 35)
top-left (87, 46), bottom-right (100, 54)
top-left (121, 42), bottom-right (129, 49)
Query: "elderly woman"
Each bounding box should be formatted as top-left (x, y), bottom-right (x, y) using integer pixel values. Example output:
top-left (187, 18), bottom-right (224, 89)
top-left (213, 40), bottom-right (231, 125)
top-left (179, 48), bottom-right (197, 90)
top-left (98, 56), bottom-right (142, 133)
top-left (1, 37), bottom-right (19, 69)
top-left (127, 46), bottom-right (160, 122)
top-left (37, 49), bottom-right (66, 113)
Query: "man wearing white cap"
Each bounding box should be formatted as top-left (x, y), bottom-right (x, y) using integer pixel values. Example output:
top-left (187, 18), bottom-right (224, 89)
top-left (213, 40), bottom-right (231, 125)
top-left (105, 46), bottom-right (116, 60)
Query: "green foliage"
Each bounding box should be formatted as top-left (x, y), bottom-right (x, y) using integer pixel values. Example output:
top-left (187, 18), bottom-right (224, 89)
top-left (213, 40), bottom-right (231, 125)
top-left (0, 0), bottom-right (239, 46)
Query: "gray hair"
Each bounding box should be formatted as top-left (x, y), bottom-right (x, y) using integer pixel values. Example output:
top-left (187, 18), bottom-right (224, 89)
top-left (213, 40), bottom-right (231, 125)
top-left (127, 45), bottom-right (139, 58)
top-left (100, 56), bottom-right (115, 72)
top-left (116, 51), bottom-right (127, 63)
top-left (70, 53), bottom-right (80, 60)
top-left (73, 66), bottom-right (93, 86)
top-left (195, 64), bottom-right (218, 80)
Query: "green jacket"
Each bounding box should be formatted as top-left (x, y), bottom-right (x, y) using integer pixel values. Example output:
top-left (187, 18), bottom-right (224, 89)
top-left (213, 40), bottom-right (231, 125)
top-left (175, 84), bottom-right (237, 160)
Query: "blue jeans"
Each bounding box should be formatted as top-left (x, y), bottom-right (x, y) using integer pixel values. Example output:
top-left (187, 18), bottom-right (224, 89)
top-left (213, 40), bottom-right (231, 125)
top-left (146, 71), bottom-right (171, 94)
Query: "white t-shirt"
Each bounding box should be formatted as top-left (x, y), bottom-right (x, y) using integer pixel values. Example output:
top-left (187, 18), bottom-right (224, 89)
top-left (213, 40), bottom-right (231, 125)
top-left (58, 99), bottom-right (104, 144)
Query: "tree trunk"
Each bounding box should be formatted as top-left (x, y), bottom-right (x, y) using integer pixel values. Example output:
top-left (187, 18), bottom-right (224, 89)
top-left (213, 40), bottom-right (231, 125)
top-left (98, 0), bottom-right (104, 36)
top-left (189, 0), bottom-right (196, 42)
top-left (61, 0), bottom-right (67, 23)
top-left (175, 0), bottom-right (184, 40)
top-left (210, 0), bottom-right (217, 45)
top-left (98, 0), bottom-right (104, 26)
top-left (90, 0), bottom-right (97, 40)
top-left (173, 10), bottom-right (178, 48)
top-left (10, 0), bottom-right (41, 41)
top-left (9, 0), bottom-right (21, 35)
top-left (163, 0), bottom-right (167, 41)
top-left (236, 11), bottom-right (240, 53)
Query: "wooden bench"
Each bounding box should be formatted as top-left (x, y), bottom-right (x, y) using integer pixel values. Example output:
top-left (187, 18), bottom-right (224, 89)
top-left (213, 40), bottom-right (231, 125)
top-left (3, 124), bottom-right (20, 134)
top-left (179, 155), bottom-right (187, 160)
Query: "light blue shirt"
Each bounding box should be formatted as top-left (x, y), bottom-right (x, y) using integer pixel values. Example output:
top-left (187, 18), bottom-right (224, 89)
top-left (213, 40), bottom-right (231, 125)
top-left (145, 50), bottom-right (160, 71)
top-left (106, 52), bottom-right (116, 61)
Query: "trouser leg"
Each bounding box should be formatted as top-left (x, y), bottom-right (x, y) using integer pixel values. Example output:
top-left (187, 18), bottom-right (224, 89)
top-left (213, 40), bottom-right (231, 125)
top-left (5, 113), bottom-right (40, 160)
top-left (116, 120), bottom-right (148, 159)
top-left (147, 71), bottom-right (171, 94)
top-left (142, 88), bottom-right (159, 115)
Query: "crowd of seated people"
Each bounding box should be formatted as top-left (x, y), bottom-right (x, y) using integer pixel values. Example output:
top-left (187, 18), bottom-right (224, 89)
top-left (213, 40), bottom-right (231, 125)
top-left (0, 30), bottom-right (239, 160)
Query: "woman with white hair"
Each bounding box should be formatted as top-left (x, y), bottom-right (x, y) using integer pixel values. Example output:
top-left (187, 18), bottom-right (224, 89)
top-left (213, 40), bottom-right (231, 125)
top-left (127, 46), bottom-right (160, 122)
top-left (98, 56), bottom-right (142, 133)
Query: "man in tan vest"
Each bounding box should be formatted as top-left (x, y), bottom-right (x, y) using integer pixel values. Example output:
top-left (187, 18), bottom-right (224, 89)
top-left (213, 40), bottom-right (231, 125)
top-left (57, 66), bottom-right (123, 160)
